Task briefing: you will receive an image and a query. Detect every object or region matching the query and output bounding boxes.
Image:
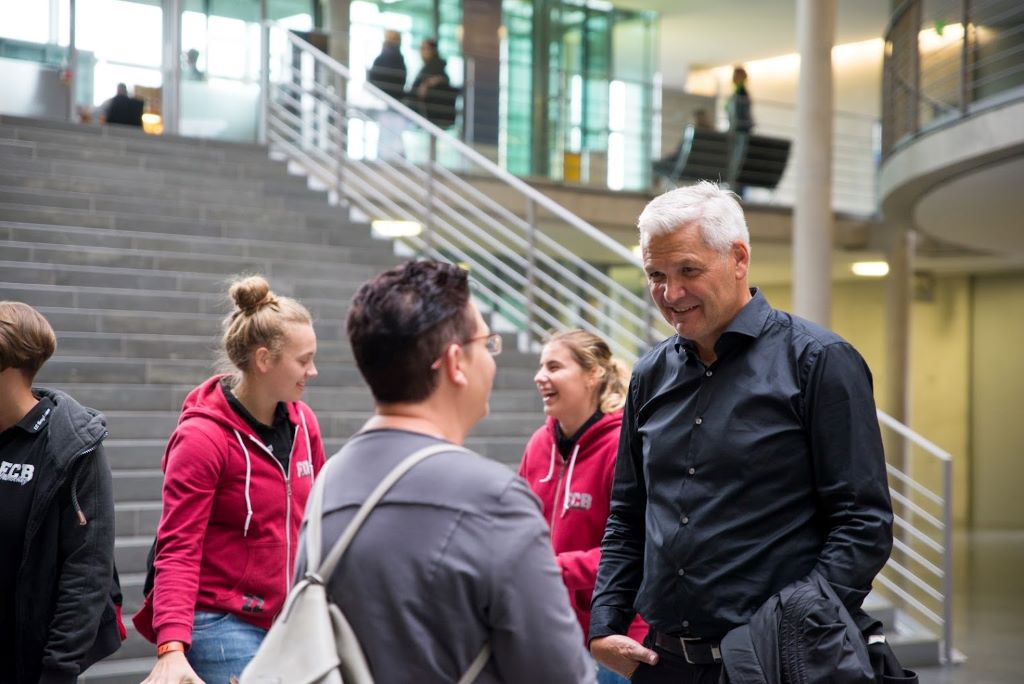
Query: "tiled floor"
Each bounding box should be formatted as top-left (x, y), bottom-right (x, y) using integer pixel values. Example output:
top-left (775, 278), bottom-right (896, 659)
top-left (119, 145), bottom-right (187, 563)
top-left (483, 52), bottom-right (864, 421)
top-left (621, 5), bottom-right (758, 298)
top-left (914, 529), bottom-right (1024, 683)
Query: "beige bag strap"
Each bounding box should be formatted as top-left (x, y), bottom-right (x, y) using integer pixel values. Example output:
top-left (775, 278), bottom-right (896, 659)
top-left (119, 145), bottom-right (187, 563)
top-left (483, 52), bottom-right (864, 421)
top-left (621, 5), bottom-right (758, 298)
top-left (309, 443), bottom-right (468, 578)
top-left (305, 442), bottom-right (490, 681)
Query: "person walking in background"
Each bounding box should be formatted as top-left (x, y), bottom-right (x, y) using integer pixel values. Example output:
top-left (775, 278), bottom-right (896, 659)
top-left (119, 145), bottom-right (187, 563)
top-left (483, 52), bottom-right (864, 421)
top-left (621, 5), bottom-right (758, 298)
top-left (589, 182), bottom-right (893, 682)
top-left (134, 276), bottom-right (325, 684)
top-left (296, 260), bottom-right (595, 683)
top-left (367, 30), bottom-right (409, 159)
top-left (0, 301), bottom-right (123, 684)
top-left (410, 38), bottom-right (457, 128)
top-left (519, 330), bottom-right (647, 684)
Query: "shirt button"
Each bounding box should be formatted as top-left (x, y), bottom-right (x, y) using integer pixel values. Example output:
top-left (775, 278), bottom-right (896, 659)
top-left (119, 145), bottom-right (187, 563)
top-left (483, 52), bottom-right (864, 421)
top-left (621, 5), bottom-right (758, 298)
top-left (681, 515), bottom-right (689, 525)
top-left (695, 417), bottom-right (703, 425)
top-left (705, 370), bottom-right (713, 377)
top-left (677, 568), bottom-right (686, 576)
top-left (688, 467), bottom-right (696, 475)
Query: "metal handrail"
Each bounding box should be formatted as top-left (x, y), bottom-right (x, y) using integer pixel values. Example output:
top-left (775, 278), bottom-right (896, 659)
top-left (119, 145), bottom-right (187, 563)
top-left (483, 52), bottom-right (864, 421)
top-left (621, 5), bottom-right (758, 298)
top-left (262, 23), bottom-right (661, 361)
top-left (876, 407), bottom-right (954, 663)
top-left (881, 0), bottom-right (1024, 158)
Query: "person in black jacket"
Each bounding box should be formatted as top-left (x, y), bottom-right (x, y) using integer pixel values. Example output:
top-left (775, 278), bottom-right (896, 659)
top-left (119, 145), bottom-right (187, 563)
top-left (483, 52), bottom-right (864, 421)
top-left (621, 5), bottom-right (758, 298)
top-left (410, 38), bottom-right (457, 128)
top-left (0, 301), bottom-right (122, 684)
top-left (368, 30), bottom-right (409, 159)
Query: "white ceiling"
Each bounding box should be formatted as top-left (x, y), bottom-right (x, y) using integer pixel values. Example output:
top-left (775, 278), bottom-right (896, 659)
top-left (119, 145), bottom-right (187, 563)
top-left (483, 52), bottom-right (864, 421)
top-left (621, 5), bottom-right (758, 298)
top-left (613, 0), bottom-right (891, 73)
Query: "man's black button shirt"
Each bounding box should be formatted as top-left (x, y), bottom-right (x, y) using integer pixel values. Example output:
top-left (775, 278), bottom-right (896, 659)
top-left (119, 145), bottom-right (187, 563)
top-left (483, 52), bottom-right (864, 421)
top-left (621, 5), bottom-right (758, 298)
top-left (590, 289), bottom-right (893, 641)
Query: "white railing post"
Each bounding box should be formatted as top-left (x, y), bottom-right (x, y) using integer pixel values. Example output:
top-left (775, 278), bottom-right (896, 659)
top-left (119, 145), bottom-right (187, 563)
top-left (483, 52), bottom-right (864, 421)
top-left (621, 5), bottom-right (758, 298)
top-left (941, 456), bottom-right (953, 663)
top-left (259, 22), bottom-right (271, 144)
top-left (525, 197), bottom-right (537, 350)
top-left (464, 57), bottom-right (476, 147)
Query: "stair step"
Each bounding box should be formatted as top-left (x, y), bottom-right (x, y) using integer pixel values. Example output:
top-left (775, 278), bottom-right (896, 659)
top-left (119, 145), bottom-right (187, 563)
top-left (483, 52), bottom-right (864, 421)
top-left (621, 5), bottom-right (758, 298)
top-left (34, 356), bottom-right (365, 387)
top-left (50, 382), bottom-right (538, 413)
top-left (112, 469), bottom-right (165, 503)
top-left (0, 281), bottom-right (354, 319)
top-left (0, 166), bottom-right (336, 213)
top-left (115, 501), bottom-right (162, 537)
top-left (46, 331), bottom-right (353, 363)
top-left (0, 259), bottom-right (373, 297)
top-left (114, 536), bottom-right (155, 574)
top-left (0, 202), bottom-right (369, 249)
top-left (0, 240), bottom-right (387, 281)
top-left (0, 137), bottom-right (296, 180)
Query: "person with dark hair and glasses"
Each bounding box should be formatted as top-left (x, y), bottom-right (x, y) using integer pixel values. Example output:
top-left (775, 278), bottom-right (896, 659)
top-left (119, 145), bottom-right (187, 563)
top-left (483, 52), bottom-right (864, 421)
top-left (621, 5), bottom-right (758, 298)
top-left (294, 259), bottom-right (595, 683)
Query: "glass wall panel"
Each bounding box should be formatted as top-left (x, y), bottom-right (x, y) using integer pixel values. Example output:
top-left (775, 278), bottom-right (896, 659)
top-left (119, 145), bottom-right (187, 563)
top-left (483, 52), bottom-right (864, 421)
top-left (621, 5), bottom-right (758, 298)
top-left (498, 0), bottom-right (655, 190)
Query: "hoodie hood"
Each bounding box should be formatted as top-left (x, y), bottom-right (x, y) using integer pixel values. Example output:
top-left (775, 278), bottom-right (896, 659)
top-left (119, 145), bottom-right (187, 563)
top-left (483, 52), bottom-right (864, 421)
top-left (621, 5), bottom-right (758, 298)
top-left (177, 375), bottom-right (311, 435)
top-left (31, 387), bottom-right (107, 471)
top-left (542, 411), bottom-right (622, 460)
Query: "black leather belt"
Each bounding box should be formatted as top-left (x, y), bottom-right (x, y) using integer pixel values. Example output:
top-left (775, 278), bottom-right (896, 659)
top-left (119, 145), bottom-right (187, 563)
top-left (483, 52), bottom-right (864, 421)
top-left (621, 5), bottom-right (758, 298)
top-left (653, 631), bottom-right (723, 665)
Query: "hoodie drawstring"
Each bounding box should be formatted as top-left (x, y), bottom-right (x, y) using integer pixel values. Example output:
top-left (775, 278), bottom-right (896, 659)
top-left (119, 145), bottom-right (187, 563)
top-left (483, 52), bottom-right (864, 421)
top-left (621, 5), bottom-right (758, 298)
top-left (299, 409), bottom-right (313, 484)
top-left (234, 430), bottom-right (254, 537)
top-left (539, 443), bottom-right (556, 483)
top-left (70, 466), bottom-right (87, 526)
top-left (560, 444), bottom-right (580, 518)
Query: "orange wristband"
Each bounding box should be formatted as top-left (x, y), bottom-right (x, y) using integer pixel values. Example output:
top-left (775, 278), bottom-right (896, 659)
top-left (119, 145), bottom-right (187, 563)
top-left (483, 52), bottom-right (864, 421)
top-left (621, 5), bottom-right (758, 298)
top-left (157, 641), bottom-right (186, 657)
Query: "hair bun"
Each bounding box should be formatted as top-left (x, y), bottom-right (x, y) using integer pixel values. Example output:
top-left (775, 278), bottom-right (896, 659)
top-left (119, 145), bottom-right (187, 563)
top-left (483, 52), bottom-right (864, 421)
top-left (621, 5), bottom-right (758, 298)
top-left (229, 275), bottom-right (273, 315)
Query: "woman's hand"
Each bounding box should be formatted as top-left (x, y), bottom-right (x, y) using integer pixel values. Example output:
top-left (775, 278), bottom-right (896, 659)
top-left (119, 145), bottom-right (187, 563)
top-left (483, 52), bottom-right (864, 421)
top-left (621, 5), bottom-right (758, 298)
top-left (140, 650), bottom-right (205, 684)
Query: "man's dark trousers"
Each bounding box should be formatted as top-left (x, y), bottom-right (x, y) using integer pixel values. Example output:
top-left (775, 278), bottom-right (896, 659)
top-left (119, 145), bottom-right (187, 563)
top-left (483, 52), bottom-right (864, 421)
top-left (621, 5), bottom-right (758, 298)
top-left (630, 645), bottom-right (722, 683)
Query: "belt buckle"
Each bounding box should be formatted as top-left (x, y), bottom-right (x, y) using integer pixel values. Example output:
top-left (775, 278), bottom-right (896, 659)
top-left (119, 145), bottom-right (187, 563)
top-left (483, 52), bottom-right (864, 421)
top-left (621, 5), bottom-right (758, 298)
top-left (680, 637), bottom-right (722, 665)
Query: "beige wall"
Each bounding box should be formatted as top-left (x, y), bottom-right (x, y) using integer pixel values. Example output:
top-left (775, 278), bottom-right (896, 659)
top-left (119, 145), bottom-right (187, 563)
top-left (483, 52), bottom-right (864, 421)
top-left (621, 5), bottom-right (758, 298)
top-left (971, 273), bottom-right (1024, 528)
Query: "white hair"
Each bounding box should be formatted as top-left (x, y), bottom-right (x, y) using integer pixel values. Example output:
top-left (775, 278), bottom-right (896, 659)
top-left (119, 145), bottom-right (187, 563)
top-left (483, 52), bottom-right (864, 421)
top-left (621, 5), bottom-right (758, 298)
top-left (637, 181), bottom-right (750, 255)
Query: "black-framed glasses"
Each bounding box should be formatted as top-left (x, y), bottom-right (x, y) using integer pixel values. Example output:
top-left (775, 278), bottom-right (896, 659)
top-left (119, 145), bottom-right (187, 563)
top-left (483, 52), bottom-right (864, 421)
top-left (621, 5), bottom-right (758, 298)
top-left (431, 332), bottom-right (502, 369)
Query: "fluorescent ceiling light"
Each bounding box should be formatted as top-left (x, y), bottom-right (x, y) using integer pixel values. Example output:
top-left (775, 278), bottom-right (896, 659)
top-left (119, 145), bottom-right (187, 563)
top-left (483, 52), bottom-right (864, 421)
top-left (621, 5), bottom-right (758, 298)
top-left (851, 261), bottom-right (889, 277)
top-left (372, 220), bottom-right (422, 238)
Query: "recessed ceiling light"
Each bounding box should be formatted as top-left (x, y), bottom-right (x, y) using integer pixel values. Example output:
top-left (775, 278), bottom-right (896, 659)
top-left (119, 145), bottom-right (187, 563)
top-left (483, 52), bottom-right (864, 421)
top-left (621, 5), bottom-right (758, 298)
top-left (371, 220), bottom-right (422, 238)
top-left (851, 261), bottom-right (889, 277)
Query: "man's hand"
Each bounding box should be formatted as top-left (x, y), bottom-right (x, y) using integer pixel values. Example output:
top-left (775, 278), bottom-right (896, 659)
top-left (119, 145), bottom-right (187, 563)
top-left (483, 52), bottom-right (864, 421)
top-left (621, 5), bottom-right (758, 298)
top-left (590, 634), bottom-right (659, 678)
top-left (140, 650), bottom-right (205, 684)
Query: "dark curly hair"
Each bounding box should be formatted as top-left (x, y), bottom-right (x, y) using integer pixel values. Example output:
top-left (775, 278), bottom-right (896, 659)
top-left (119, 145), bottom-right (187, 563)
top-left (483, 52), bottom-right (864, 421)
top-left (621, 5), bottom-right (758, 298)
top-left (346, 260), bottom-right (475, 403)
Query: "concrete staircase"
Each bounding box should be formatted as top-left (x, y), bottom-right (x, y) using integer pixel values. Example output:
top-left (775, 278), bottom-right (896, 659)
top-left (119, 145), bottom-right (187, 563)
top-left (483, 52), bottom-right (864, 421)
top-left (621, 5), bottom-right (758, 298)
top-left (0, 115), bottom-right (544, 683)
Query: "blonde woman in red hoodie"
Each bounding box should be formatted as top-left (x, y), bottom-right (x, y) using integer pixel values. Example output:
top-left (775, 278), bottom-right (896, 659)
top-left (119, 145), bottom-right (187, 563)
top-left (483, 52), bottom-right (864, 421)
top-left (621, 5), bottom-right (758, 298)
top-left (518, 330), bottom-right (647, 684)
top-left (135, 276), bottom-right (325, 684)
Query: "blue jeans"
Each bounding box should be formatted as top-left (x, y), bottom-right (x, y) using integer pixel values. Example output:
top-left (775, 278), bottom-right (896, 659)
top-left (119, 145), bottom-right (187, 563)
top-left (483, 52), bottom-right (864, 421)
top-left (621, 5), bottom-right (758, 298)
top-left (597, 661), bottom-right (630, 684)
top-left (186, 611), bottom-right (267, 684)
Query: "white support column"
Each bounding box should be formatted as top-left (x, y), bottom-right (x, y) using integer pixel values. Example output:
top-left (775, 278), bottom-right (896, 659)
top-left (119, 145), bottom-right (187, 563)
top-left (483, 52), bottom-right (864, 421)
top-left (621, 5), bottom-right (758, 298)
top-left (885, 226), bottom-right (914, 460)
top-left (162, 0), bottom-right (182, 135)
top-left (792, 0), bottom-right (836, 325)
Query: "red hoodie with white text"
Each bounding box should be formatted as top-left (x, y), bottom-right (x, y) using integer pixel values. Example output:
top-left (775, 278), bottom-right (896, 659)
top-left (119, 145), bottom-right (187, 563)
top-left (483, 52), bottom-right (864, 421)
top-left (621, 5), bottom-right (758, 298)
top-left (132, 375), bottom-right (326, 646)
top-left (519, 410), bottom-right (648, 645)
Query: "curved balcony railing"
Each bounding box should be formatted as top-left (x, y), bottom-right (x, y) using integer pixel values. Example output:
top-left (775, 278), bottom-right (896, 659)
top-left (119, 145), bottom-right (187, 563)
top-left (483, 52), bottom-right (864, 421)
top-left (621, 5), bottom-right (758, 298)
top-left (882, 0), bottom-right (1024, 158)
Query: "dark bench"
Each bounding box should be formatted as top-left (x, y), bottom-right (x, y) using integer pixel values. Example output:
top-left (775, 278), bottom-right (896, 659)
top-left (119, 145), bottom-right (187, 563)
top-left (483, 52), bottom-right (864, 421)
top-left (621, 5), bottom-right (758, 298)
top-left (653, 125), bottom-right (791, 190)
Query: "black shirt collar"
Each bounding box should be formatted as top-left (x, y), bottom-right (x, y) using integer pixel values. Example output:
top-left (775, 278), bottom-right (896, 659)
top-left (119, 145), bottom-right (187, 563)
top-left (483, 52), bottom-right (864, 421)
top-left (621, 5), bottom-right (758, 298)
top-left (12, 396), bottom-right (55, 435)
top-left (554, 409), bottom-right (604, 459)
top-left (675, 288), bottom-right (771, 360)
top-left (219, 379), bottom-right (289, 432)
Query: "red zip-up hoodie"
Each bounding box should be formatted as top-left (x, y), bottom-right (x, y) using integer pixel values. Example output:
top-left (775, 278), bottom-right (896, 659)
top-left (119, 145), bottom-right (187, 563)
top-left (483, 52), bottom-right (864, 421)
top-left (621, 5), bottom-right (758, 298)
top-left (518, 411), bottom-right (648, 645)
top-left (132, 375), bottom-right (326, 646)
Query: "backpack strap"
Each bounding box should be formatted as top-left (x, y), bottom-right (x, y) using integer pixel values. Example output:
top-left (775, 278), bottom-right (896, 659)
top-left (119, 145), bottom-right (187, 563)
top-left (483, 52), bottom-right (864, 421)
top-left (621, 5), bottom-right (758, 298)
top-left (311, 443), bottom-right (470, 580)
top-left (457, 643), bottom-right (491, 684)
top-left (303, 442), bottom-right (491, 681)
